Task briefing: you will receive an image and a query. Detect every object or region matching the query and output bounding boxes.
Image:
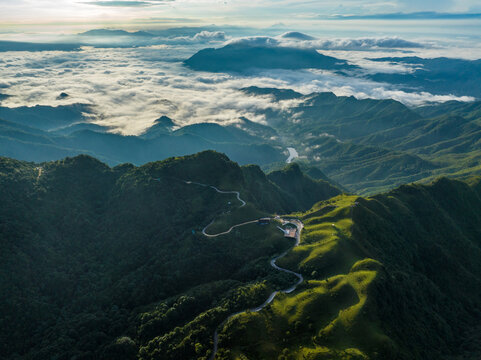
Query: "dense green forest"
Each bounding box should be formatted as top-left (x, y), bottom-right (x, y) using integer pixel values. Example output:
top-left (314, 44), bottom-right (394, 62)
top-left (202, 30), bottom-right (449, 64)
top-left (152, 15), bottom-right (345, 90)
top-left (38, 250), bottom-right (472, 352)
top-left (245, 87), bottom-right (481, 195)
top-left (1, 151), bottom-right (481, 359)
top-left (0, 151), bottom-right (339, 359)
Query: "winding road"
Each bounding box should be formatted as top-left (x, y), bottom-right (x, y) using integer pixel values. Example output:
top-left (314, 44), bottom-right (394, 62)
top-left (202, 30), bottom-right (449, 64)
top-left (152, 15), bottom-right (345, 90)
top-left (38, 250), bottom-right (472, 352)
top-left (182, 180), bottom-right (304, 360)
top-left (209, 219), bottom-right (304, 360)
top-left (184, 180), bottom-right (254, 237)
top-left (202, 219), bottom-right (258, 237)
top-left (184, 180), bottom-right (246, 207)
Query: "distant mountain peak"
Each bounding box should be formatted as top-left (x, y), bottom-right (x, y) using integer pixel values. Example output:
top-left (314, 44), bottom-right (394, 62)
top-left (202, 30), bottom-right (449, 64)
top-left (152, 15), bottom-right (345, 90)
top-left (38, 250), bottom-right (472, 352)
top-left (141, 116), bottom-right (176, 139)
top-left (153, 115), bottom-right (175, 127)
top-left (279, 32), bottom-right (316, 40)
top-left (56, 92), bottom-right (69, 100)
top-left (241, 86), bottom-right (303, 100)
top-left (79, 29), bottom-right (155, 37)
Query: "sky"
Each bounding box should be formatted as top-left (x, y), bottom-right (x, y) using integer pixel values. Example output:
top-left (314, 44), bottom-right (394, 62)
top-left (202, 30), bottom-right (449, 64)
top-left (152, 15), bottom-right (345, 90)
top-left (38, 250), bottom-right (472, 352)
top-left (1, 0), bottom-right (481, 30)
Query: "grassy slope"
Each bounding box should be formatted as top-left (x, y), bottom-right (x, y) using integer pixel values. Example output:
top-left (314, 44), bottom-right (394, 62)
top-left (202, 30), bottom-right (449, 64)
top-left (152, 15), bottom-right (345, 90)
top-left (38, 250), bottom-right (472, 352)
top-left (216, 177), bottom-right (481, 360)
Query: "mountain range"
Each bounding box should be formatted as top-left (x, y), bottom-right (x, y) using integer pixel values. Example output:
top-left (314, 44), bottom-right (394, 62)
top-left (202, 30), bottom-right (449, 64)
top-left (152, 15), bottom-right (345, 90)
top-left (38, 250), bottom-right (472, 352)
top-left (2, 87), bottom-right (481, 196)
top-left (0, 151), bottom-right (340, 359)
top-left (185, 43), bottom-right (481, 99)
top-left (0, 105), bottom-right (285, 167)
top-left (2, 30), bottom-right (481, 360)
top-left (369, 57), bottom-right (481, 98)
top-left (1, 152), bottom-right (480, 359)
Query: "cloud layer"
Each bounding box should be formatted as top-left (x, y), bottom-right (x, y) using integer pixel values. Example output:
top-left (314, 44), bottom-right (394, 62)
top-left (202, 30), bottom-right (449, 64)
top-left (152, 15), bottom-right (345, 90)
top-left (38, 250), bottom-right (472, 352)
top-left (226, 34), bottom-right (428, 51)
top-left (0, 36), bottom-right (476, 136)
top-left (84, 0), bottom-right (175, 6)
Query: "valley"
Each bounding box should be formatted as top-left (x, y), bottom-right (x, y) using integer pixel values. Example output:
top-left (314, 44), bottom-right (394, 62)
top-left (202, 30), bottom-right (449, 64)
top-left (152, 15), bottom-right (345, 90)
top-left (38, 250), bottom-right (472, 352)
top-left (2, 89), bottom-right (481, 196)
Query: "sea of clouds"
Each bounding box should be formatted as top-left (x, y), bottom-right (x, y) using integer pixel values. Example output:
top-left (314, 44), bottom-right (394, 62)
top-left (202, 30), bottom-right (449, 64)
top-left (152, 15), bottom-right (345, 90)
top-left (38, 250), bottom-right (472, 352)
top-left (0, 30), bottom-right (478, 135)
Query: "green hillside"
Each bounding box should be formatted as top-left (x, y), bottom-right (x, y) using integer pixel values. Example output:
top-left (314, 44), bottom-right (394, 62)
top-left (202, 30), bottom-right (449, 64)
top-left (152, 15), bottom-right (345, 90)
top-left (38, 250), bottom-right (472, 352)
top-left (214, 177), bottom-right (481, 360)
top-left (244, 88), bottom-right (481, 195)
top-left (1, 151), bottom-right (481, 359)
top-left (267, 163), bottom-right (341, 211)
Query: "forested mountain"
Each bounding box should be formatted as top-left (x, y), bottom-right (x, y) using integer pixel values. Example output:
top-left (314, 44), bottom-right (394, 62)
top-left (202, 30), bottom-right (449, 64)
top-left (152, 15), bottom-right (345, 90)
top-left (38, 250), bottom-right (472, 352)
top-left (0, 106), bottom-right (284, 166)
top-left (2, 89), bottom-right (481, 196)
top-left (369, 57), bottom-right (481, 98)
top-left (243, 87), bottom-right (481, 194)
top-left (185, 42), bottom-right (481, 98)
top-left (267, 163), bottom-right (340, 211)
top-left (0, 151), bottom-right (340, 359)
top-left (184, 43), bottom-right (355, 72)
top-left (1, 151), bottom-right (480, 359)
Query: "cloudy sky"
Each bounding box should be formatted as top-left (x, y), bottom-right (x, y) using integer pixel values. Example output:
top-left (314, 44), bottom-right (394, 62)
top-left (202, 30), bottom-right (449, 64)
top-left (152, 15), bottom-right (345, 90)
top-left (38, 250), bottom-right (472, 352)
top-left (1, 0), bottom-right (481, 29)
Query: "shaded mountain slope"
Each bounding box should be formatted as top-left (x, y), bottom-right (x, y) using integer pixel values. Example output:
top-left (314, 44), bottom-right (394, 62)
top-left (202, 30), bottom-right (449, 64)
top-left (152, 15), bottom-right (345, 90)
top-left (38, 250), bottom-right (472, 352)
top-left (140, 116), bottom-right (175, 139)
top-left (243, 87), bottom-right (481, 195)
top-left (369, 57), bottom-right (481, 98)
top-left (0, 104), bottom-right (90, 130)
top-left (0, 105), bottom-right (284, 166)
top-left (267, 163), bottom-right (341, 211)
top-left (0, 40), bottom-right (81, 52)
top-left (0, 151), bottom-right (341, 360)
top-left (184, 43), bottom-right (354, 73)
top-left (277, 92), bottom-right (422, 139)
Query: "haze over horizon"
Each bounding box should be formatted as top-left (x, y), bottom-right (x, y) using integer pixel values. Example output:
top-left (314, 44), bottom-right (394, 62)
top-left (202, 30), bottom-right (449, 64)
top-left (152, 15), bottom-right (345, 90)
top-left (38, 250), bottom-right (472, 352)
top-left (2, 0), bottom-right (481, 33)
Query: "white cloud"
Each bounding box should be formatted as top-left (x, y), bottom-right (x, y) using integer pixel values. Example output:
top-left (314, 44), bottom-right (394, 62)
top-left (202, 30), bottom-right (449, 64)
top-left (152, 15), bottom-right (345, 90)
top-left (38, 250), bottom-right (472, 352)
top-left (193, 31), bottom-right (226, 42)
top-left (0, 46), bottom-right (303, 134)
top-left (222, 34), bottom-right (428, 52)
top-left (309, 37), bottom-right (427, 50)
top-left (153, 31), bottom-right (227, 45)
top-left (0, 41), bottom-right (476, 136)
top-left (226, 36), bottom-right (280, 47)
